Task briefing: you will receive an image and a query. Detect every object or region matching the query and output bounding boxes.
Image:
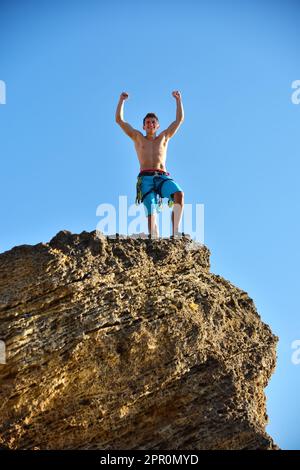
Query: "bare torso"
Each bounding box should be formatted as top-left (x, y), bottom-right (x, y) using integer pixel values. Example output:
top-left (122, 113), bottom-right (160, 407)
top-left (134, 132), bottom-right (169, 172)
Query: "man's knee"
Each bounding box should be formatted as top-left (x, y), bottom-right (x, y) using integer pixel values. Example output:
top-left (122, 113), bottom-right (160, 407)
top-left (173, 191), bottom-right (184, 205)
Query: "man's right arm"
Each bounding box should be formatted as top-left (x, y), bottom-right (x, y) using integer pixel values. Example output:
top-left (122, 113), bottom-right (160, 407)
top-left (115, 92), bottom-right (140, 140)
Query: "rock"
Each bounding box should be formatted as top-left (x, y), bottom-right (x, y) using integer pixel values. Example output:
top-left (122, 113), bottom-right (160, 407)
top-left (0, 230), bottom-right (278, 449)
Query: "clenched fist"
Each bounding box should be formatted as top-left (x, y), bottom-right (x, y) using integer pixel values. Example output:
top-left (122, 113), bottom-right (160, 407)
top-left (172, 90), bottom-right (182, 100)
top-left (120, 92), bottom-right (129, 101)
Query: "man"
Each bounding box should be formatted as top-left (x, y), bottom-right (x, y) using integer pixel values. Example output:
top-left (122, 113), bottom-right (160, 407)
top-left (115, 90), bottom-right (184, 238)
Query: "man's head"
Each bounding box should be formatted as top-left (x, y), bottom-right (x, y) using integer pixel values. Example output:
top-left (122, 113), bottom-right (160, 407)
top-left (143, 113), bottom-right (160, 135)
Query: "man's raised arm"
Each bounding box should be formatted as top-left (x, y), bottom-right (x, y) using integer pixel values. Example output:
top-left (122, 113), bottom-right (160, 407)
top-left (163, 90), bottom-right (184, 139)
top-left (115, 92), bottom-right (139, 140)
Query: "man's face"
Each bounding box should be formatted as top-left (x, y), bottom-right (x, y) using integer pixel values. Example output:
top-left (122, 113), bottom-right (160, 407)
top-left (143, 118), bottom-right (160, 134)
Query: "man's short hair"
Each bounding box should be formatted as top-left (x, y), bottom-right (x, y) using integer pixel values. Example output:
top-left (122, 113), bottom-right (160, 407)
top-left (143, 113), bottom-right (159, 126)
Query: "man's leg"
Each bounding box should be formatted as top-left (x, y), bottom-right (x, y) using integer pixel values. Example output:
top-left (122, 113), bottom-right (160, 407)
top-left (148, 213), bottom-right (159, 238)
top-left (143, 192), bottom-right (159, 238)
top-left (171, 191), bottom-right (184, 236)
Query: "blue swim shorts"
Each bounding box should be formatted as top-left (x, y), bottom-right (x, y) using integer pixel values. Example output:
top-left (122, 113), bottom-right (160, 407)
top-left (135, 170), bottom-right (183, 216)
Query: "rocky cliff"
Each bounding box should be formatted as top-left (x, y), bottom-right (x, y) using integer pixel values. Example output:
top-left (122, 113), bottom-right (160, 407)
top-left (0, 230), bottom-right (278, 450)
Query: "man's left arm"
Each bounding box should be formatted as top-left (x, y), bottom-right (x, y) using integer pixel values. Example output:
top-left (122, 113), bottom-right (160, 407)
top-left (163, 91), bottom-right (184, 139)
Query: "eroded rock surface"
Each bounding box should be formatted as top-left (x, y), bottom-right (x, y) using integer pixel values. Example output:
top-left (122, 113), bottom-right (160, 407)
top-left (0, 230), bottom-right (278, 449)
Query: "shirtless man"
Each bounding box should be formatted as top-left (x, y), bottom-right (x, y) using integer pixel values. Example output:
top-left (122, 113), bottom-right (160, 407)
top-left (115, 91), bottom-right (184, 238)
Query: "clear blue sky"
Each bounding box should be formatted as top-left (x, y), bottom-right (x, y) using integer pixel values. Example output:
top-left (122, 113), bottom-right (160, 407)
top-left (0, 0), bottom-right (299, 449)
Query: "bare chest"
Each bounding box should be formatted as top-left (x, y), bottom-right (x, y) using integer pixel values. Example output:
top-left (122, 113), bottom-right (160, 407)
top-left (135, 134), bottom-right (168, 155)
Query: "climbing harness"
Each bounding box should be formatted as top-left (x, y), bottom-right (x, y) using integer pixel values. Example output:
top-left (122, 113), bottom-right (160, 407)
top-left (135, 171), bottom-right (175, 211)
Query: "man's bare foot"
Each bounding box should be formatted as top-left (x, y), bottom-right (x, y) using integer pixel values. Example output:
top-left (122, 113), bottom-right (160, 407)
top-left (148, 233), bottom-right (160, 240)
top-left (170, 231), bottom-right (184, 239)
